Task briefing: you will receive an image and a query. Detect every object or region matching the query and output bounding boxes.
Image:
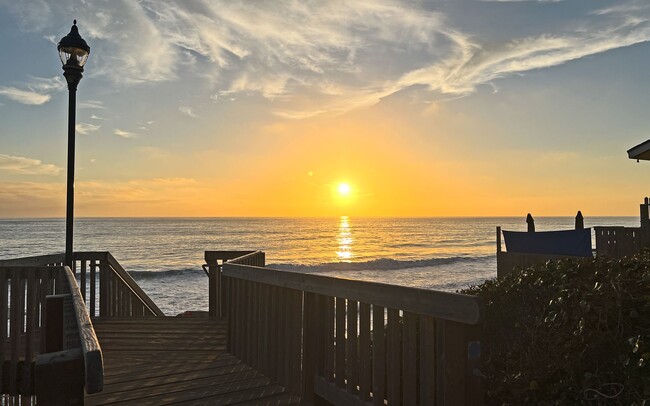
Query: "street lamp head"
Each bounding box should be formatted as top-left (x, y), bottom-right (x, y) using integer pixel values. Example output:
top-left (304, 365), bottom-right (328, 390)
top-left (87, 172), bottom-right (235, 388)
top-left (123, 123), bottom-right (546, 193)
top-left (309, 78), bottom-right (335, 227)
top-left (58, 20), bottom-right (90, 68)
top-left (58, 20), bottom-right (90, 90)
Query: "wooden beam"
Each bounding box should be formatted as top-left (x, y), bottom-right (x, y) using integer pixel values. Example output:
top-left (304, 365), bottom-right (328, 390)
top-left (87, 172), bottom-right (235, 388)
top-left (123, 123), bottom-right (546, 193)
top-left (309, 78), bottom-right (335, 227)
top-left (223, 263), bottom-right (483, 324)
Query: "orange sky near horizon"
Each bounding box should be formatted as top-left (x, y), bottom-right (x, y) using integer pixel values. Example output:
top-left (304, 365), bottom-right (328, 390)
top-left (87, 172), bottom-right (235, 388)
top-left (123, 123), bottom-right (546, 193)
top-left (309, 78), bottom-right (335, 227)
top-left (2, 2), bottom-right (650, 218)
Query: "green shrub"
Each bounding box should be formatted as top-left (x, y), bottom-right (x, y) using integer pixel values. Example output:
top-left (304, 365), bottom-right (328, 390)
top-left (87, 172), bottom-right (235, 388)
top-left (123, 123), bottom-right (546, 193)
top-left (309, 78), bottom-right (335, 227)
top-left (462, 252), bottom-right (650, 405)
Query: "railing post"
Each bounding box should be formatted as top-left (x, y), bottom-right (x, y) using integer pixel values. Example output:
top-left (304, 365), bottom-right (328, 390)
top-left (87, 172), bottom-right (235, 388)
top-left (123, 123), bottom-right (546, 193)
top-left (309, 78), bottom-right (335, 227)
top-left (44, 295), bottom-right (66, 353)
top-left (37, 291), bottom-right (85, 405)
top-left (99, 254), bottom-right (109, 318)
top-left (207, 259), bottom-right (220, 318)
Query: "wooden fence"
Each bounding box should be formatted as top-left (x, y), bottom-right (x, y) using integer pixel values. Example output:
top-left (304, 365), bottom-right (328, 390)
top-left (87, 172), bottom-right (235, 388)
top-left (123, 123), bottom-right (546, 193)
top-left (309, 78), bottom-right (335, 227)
top-left (204, 251), bottom-right (261, 318)
top-left (220, 251), bottom-right (484, 405)
top-left (0, 252), bottom-right (163, 318)
top-left (0, 265), bottom-right (103, 405)
top-left (594, 226), bottom-right (649, 258)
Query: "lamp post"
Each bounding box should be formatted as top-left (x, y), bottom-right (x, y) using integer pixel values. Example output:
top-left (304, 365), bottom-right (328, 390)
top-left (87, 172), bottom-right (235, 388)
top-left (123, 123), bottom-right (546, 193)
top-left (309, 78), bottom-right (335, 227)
top-left (58, 20), bottom-right (90, 268)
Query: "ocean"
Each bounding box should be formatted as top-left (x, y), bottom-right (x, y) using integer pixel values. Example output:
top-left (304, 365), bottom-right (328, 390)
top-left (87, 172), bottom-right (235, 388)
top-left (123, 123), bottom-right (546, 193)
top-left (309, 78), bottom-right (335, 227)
top-left (0, 216), bottom-right (639, 315)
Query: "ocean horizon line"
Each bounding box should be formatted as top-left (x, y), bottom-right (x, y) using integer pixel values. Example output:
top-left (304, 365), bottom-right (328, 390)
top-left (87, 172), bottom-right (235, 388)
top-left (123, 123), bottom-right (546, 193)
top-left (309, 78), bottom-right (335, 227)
top-left (0, 215), bottom-right (639, 221)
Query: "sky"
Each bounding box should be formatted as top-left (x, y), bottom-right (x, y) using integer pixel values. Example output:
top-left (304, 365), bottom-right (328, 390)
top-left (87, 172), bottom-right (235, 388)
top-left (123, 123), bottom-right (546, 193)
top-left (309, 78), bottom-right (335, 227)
top-left (1, 0), bottom-right (650, 217)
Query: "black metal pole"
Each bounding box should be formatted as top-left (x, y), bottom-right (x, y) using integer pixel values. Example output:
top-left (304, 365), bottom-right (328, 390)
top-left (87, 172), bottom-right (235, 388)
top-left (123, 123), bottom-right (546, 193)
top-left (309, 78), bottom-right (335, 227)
top-left (65, 86), bottom-right (76, 268)
top-left (59, 20), bottom-right (88, 269)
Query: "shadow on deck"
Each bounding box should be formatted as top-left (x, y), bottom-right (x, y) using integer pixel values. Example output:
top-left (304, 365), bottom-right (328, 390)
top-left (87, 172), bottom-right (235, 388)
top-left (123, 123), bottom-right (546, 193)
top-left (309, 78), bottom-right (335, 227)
top-left (87, 317), bottom-right (299, 406)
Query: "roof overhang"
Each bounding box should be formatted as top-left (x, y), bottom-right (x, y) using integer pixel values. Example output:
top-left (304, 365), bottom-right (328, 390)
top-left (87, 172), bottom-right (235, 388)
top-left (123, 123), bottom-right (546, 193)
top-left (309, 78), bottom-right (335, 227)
top-left (628, 139), bottom-right (650, 161)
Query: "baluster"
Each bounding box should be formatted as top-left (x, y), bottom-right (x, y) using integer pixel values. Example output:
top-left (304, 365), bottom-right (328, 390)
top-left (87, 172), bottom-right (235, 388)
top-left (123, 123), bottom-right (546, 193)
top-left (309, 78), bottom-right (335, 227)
top-left (90, 259), bottom-right (97, 318)
top-left (80, 260), bottom-right (86, 303)
top-left (372, 305), bottom-right (386, 406)
top-left (387, 308), bottom-right (401, 405)
top-left (402, 312), bottom-right (418, 405)
top-left (335, 297), bottom-right (346, 388)
top-left (23, 271), bottom-right (37, 394)
top-left (0, 268), bottom-right (7, 390)
top-left (324, 295), bottom-right (335, 382)
top-left (420, 315), bottom-right (436, 404)
top-left (347, 299), bottom-right (359, 394)
top-left (9, 269), bottom-right (21, 394)
top-left (359, 302), bottom-right (371, 401)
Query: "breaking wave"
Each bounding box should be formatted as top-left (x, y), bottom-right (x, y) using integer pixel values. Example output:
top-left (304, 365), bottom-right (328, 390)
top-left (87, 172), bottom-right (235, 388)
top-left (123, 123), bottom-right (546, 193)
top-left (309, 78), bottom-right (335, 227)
top-left (269, 255), bottom-right (493, 273)
top-left (124, 255), bottom-right (494, 279)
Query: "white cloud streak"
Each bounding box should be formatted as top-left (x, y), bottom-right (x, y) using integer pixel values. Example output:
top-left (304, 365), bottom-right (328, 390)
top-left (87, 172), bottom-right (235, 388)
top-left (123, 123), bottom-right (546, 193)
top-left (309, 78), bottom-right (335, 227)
top-left (178, 105), bottom-right (198, 118)
top-left (0, 87), bottom-right (50, 105)
top-left (0, 154), bottom-right (61, 175)
top-left (76, 122), bottom-right (101, 135)
top-left (114, 129), bottom-right (135, 139)
top-left (78, 100), bottom-right (104, 109)
top-left (5, 1), bottom-right (650, 116)
top-left (0, 76), bottom-right (65, 105)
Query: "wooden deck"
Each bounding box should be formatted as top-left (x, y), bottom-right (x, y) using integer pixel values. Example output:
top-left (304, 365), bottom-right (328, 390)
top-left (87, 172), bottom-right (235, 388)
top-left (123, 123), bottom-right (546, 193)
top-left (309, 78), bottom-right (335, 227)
top-left (86, 317), bottom-right (301, 406)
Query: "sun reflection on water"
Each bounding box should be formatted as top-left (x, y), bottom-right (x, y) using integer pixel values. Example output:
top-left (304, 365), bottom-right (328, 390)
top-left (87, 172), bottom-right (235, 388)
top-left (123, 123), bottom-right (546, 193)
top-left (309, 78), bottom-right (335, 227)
top-left (336, 216), bottom-right (353, 261)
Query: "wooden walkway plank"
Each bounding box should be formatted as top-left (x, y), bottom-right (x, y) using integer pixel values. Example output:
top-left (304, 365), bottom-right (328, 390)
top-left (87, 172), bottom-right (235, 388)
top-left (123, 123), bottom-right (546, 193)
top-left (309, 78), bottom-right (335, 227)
top-left (86, 317), bottom-right (301, 406)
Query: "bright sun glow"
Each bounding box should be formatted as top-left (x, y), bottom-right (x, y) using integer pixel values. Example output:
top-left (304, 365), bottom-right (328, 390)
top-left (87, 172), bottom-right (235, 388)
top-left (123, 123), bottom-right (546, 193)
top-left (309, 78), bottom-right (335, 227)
top-left (338, 183), bottom-right (351, 196)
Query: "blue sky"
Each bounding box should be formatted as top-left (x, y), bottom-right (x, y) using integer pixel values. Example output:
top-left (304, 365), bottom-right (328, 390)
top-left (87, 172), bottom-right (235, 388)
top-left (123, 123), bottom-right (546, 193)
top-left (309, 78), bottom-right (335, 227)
top-left (1, 0), bottom-right (650, 217)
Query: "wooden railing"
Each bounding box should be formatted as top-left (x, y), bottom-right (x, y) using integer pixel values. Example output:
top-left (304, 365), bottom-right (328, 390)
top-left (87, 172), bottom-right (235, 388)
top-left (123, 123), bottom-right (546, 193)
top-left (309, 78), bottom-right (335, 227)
top-left (594, 226), bottom-right (649, 258)
top-left (221, 252), bottom-right (484, 405)
top-left (204, 250), bottom-right (261, 318)
top-left (0, 265), bottom-right (103, 404)
top-left (0, 252), bottom-right (164, 318)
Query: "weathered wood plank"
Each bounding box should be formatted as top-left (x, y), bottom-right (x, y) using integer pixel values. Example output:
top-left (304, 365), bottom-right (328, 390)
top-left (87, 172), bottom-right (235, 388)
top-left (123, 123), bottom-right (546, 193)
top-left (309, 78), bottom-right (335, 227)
top-left (22, 271), bottom-right (37, 395)
top-left (223, 263), bottom-right (482, 324)
top-left (324, 295), bottom-right (335, 382)
top-left (402, 312), bottom-right (417, 405)
top-left (10, 268), bottom-right (22, 394)
top-left (386, 308), bottom-right (400, 405)
top-left (347, 299), bottom-right (358, 394)
top-left (335, 297), bottom-right (346, 388)
top-left (372, 305), bottom-right (386, 406)
top-left (419, 315), bottom-right (436, 405)
top-left (61, 266), bottom-right (104, 394)
top-left (358, 302), bottom-right (371, 401)
top-left (0, 268), bottom-right (7, 390)
top-left (87, 317), bottom-right (299, 406)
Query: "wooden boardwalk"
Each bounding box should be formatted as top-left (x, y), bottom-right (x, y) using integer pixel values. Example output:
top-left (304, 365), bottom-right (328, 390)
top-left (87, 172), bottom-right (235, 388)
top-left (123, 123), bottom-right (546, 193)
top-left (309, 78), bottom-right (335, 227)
top-left (86, 317), bottom-right (301, 406)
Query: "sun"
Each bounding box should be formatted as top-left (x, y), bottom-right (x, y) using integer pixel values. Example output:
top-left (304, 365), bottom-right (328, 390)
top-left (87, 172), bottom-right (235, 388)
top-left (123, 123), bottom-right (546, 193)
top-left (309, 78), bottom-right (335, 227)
top-left (338, 183), bottom-right (351, 196)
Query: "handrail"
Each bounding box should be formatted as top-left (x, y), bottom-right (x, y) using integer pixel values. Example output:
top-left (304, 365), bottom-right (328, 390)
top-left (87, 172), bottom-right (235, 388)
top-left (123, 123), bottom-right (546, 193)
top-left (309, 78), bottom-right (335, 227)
top-left (0, 254), bottom-right (64, 266)
top-left (2, 252), bottom-right (163, 318)
top-left (60, 266), bottom-right (103, 393)
top-left (204, 250), bottom-right (259, 318)
top-left (220, 252), bottom-right (484, 405)
top-left (223, 263), bottom-right (481, 324)
top-left (0, 265), bottom-right (104, 404)
top-left (105, 253), bottom-right (164, 316)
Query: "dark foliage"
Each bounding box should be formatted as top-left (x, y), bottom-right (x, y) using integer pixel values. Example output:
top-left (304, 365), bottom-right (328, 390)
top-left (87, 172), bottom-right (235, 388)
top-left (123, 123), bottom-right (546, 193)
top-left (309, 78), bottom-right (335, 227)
top-left (462, 252), bottom-right (650, 405)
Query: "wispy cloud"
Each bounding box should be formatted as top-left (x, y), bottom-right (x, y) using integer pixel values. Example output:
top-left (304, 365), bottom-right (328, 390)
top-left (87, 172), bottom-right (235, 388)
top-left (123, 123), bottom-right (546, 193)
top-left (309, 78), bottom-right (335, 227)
top-left (0, 87), bottom-right (50, 105)
top-left (6, 1), bottom-right (650, 117)
top-left (79, 100), bottom-right (104, 109)
top-left (90, 114), bottom-right (106, 120)
top-left (178, 105), bottom-right (197, 118)
top-left (0, 154), bottom-right (61, 175)
top-left (114, 129), bottom-right (136, 139)
top-left (0, 76), bottom-right (64, 105)
top-left (76, 122), bottom-right (101, 135)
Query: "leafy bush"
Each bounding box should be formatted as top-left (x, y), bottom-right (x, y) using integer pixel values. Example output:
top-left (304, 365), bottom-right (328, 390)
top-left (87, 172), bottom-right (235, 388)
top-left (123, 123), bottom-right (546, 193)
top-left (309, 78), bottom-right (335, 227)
top-left (462, 252), bottom-right (650, 405)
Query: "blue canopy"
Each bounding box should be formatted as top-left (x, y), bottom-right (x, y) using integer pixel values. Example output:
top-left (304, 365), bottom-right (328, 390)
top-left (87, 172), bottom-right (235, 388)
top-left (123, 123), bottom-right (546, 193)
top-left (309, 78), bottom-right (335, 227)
top-left (503, 228), bottom-right (592, 257)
